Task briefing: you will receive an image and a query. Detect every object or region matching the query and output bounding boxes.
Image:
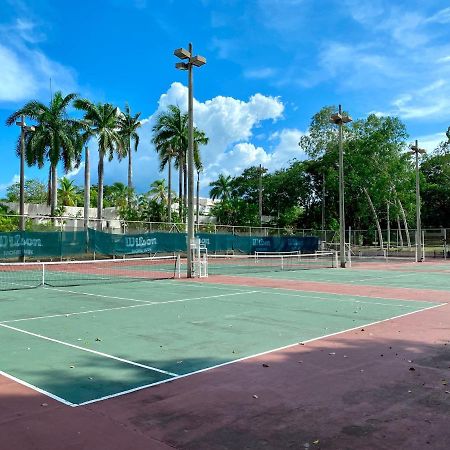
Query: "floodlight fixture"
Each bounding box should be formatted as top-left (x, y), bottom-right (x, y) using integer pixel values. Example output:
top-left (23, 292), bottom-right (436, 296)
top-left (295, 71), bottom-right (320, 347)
top-left (174, 48), bottom-right (191, 59)
top-left (175, 62), bottom-right (189, 71)
top-left (191, 55), bottom-right (206, 67)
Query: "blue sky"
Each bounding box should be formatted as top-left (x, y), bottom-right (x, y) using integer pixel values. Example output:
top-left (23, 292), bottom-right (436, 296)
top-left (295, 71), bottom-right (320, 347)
top-left (1, 0), bottom-right (450, 196)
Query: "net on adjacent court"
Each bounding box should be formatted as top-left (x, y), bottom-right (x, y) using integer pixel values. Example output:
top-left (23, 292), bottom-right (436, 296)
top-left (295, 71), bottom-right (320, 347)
top-left (0, 256), bottom-right (180, 291)
top-left (207, 252), bottom-right (336, 276)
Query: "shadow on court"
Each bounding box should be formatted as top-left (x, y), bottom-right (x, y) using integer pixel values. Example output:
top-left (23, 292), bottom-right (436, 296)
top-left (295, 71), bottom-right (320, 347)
top-left (1, 310), bottom-right (449, 450)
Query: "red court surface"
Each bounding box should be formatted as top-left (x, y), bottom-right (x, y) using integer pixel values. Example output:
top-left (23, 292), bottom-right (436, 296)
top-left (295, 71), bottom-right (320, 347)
top-left (1, 277), bottom-right (449, 450)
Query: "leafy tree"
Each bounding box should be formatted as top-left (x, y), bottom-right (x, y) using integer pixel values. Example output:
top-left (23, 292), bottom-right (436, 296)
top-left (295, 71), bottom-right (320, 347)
top-left (74, 100), bottom-right (124, 222)
top-left (5, 91), bottom-right (83, 217)
top-left (421, 143), bottom-right (450, 227)
top-left (5, 179), bottom-right (47, 204)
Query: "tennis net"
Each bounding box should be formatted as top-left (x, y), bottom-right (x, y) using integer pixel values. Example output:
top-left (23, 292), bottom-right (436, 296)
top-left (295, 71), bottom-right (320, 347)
top-left (208, 252), bottom-right (336, 276)
top-left (0, 255), bottom-right (180, 291)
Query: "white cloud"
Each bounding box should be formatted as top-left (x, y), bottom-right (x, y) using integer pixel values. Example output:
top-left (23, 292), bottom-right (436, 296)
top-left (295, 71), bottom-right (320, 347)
top-left (70, 83), bottom-right (302, 196)
top-left (373, 79), bottom-right (450, 120)
top-left (243, 68), bottom-right (277, 79)
top-left (66, 163), bottom-right (84, 179)
top-left (426, 7), bottom-right (450, 24)
top-left (0, 18), bottom-right (78, 103)
top-left (413, 132), bottom-right (447, 153)
top-left (0, 174), bottom-right (21, 196)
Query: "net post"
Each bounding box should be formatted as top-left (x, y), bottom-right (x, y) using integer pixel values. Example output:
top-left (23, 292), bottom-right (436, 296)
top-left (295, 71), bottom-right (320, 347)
top-left (334, 251), bottom-right (339, 268)
top-left (41, 263), bottom-right (45, 286)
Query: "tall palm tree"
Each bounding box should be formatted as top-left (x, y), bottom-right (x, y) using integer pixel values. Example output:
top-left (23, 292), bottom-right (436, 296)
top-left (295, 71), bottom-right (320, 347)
top-left (209, 174), bottom-right (233, 201)
top-left (149, 179), bottom-right (169, 205)
top-left (58, 177), bottom-right (80, 206)
top-left (156, 142), bottom-right (177, 222)
top-left (5, 91), bottom-right (83, 217)
top-left (108, 182), bottom-right (130, 209)
top-left (74, 100), bottom-right (124, 223)
top-left (152, 105), bottom-right (208, 221)
top-left (152, 105), bottom-right (188, 219)
top-left (117, 104), bottom-right (141, 204)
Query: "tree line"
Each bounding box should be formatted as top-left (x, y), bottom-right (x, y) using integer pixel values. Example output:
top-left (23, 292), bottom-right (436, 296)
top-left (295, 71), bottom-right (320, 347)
top-left (5, 94), bottom-right (450, 235)
top-left (208, 107), bottom-right (450, 239)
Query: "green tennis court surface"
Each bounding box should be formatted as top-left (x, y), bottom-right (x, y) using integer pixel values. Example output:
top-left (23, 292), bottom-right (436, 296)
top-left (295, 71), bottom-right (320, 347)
top-left (0, 278), bottom-right (439, 406)
top-left (219, 266), bottom-right (450, 291)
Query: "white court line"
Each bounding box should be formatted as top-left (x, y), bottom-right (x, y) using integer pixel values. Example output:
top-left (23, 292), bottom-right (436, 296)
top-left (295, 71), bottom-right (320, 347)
top-left (44, 287), bottom-right (152, 303)
top-left (193, 278), bottom-right (445, 304)
top-left (0, 323), bottom-right (178, 377)
top-left (255, 290), bottom-right (436, 308)
top-left (0, 290), bottom-right (260, 324)
top-left (76, 301), bottom-right (447, 407)
top-left (0, 369), bottom-right (75, 406)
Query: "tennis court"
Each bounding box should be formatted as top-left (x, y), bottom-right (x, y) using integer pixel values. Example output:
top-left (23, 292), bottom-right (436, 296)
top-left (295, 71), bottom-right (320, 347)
top-left (0, 255), bottom-right (443, 406)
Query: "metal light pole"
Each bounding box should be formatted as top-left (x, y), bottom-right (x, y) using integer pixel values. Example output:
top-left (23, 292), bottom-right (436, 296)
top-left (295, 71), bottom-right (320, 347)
top-left (196, 167), bottom-right (201, 227)
top-left (410, 140), bottom-right (426, 262)
top-left (174, 44), bottom-right (206, 277)
top-left (15, 116), bottom-right (35, 232)
top-left (330, 105), bottom-right (352, 268)
top-left (259, 164), bottom-right (263, 226)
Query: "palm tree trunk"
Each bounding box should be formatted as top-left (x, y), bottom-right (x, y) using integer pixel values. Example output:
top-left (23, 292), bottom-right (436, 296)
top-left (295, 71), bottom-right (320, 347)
top-left (178, 159), bottom-right (183, 219)
top-left (50, 164), bottom-right (57, 218)
top-left (183, 161), bottom-right (187, 221)
top-left (363, 187), bottom-right (384, 249)
top-left (47, 166), bottom-right (52, 206)
top-left (84, 146), bottom-right (90, 231)
top-left (168, 158), bottom-right (172, 223)
top-left (127, 139), bottom-right (132, 205)
top-left (97, 153), bottom-right (104, 229)
top-left (196, 170), bottom-right (200, 226)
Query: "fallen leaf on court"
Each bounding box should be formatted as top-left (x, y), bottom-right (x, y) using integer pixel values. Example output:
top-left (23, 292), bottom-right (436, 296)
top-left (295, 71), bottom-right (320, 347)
top-left (262, 363), bottom-right (269, 367)
top-left (313, 439), bottom-right (320, 445)
top-left (95, 338), bottom-right (101, 341)
top-left (252, 394), bottom-right (258, 399)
